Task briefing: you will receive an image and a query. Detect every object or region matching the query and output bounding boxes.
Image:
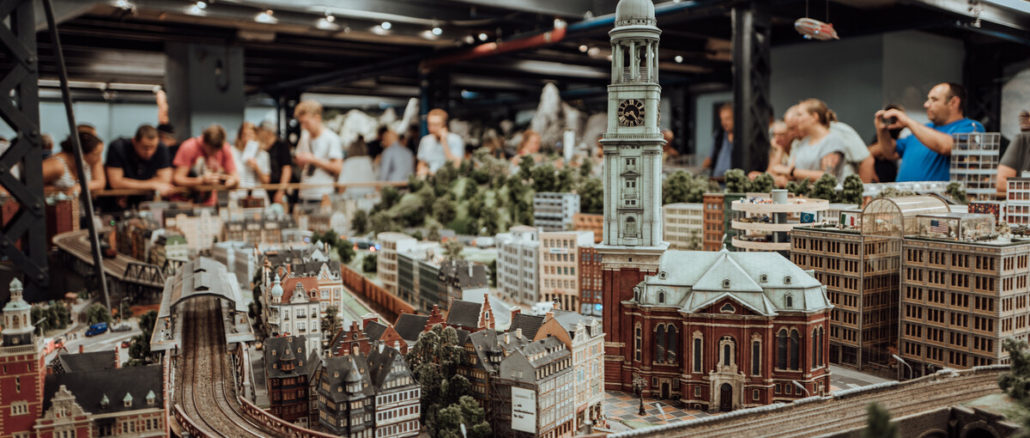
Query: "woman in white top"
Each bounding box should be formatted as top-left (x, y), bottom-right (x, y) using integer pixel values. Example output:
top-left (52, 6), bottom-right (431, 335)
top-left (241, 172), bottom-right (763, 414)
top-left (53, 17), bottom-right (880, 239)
top-left (43, 130), bottom-right (105, 193)
top-left (785, 99), bottom-right (848, 182)
top-left (338, 137), bottom-right (376, 198)
top-left (231, 122), bottom-right (270, 202)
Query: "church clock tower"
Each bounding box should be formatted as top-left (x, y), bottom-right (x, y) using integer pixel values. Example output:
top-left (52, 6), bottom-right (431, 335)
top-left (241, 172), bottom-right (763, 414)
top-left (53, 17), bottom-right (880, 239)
top-left (0, 278), bottom-right (46, 438)
top-left (599, 0), bottom-right (669, 391)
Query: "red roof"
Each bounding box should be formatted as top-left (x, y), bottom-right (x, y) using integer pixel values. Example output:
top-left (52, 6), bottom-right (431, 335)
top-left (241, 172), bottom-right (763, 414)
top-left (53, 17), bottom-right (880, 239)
top-left (280, 276), bottom-right (320, 302)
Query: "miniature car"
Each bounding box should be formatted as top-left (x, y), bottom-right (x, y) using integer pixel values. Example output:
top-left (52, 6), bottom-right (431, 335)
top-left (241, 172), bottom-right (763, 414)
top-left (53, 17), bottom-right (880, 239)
top-left (85, 322), bottom-right (108, 337)
top-left (110, 323), bottom-right (131, 332)
top-left (121, 340), bottom-right (131, 348)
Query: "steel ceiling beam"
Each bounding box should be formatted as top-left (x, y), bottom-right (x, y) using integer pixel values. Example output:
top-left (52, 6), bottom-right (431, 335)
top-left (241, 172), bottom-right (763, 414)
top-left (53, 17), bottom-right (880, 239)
top-left (441, 0), bottom-right (611, 19)
top-left (907, 0), bottom-right (1030, 33)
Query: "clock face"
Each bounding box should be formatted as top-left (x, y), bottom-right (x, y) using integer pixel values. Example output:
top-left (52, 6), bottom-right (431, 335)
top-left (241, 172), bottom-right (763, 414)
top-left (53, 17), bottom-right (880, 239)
top-left (618, 99), bottom-right (645, 127)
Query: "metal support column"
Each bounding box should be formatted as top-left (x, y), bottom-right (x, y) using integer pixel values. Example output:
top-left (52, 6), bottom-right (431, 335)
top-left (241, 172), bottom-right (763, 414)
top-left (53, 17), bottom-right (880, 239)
top-left (963, 41), bottom-right (1002, 133)
top-left (731, 2), bottom-right (772, 174)
top-left (0, 0), bottom-right (48, 294)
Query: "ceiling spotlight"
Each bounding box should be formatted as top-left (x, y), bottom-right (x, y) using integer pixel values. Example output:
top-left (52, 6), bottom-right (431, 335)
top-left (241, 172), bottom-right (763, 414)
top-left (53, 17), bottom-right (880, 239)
top-left (317, 17), bottom-right (339, 30)
top-left (432, 26), bottom-right (443, 36)
top-left (579, 45), bottom-right (588, 53)
top-left (381, 21), bottom-right (392, 30)
top-left (255, 9), bottom-right (277, 24)
top-left (674, 55), bottom-right (684, 63)
top-left (588, 47), bottom-right (601, 57)
top-left (195, 1), bottom-right (206, 9)
top-left (478, 32), bottom-right (489, 41)
top-left (554, 18), bottom-right (567, 29)
top-left (464, 35), bottom-right (475, 44)
top-left (113, 0), bottom-right (134, 9)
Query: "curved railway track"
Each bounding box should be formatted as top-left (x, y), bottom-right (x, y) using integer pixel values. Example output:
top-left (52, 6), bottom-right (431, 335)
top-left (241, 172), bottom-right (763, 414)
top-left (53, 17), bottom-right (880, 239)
top-left (659, 371), bottom-right (1003, 438)
top-left (176, 297), bottom-right (277, 437)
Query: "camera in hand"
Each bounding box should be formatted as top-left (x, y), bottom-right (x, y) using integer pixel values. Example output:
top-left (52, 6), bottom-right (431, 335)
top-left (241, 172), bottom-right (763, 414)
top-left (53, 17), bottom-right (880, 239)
top-left (880, 115), bottom-right (898, 125)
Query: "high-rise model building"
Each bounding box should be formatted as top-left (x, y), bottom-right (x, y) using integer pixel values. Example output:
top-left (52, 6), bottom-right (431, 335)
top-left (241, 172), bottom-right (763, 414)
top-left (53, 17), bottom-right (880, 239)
top-left (378, 232), bottom-right (417, 295)
top-left (899, 212), bottom-right (1030, 376)
top-left (539, 230), bottom-right (594, 312)
top-left (730, 190), bottom-right (828, 255)
top-left (950, 132), bottom-right (1000, 201)
top-left (600, 0), bottom-right (670, 391)
top-left (792, 196), bottom-right (949, 369)
top-left (1006, 174), bottom-right (1030, 226)
top-left (534, 193), bottom-right (581, 231)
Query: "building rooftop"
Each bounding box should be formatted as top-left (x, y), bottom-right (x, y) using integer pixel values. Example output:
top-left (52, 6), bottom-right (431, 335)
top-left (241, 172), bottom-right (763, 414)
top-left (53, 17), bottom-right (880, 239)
top-left (43, 364), bottom-right (163, 415)
top-left (446, 300), bottom-right (483, 329)
top-left (393, 313), bottom-right (429, 342)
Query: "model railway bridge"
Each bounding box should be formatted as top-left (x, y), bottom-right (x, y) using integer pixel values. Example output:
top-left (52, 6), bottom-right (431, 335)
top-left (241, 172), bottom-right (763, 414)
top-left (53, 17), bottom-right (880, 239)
top-left (54, 229), bottom-right (167, 297)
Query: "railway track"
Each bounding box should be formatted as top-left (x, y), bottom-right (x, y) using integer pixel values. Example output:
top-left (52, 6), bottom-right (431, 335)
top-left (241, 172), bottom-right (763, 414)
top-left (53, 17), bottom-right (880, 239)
top-left (176, 297), bottom-right (277, 437)
top-left (655, 371), bottom-right (1003, 438)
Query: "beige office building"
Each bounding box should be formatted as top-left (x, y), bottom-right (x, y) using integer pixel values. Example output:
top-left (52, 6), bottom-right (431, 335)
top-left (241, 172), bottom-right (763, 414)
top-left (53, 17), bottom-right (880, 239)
top-left (899, 212), bottom-right (1030, 376)
top-left (539, 230), bottom-right (594, 311)
top-left (662, 203), bottom-right (703, 250)
top-left (377, 232), bottom-right (417, 295)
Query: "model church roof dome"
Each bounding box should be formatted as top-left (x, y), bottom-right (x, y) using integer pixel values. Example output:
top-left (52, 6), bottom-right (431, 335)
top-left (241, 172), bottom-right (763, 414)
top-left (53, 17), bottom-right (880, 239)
top-left (615, 0), bottom-right (657, 26)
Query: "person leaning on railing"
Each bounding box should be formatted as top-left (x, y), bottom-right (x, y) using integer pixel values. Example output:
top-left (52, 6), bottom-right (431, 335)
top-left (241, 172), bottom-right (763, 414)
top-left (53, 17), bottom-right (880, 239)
top-left (172, 124), bottom-right (238, 206)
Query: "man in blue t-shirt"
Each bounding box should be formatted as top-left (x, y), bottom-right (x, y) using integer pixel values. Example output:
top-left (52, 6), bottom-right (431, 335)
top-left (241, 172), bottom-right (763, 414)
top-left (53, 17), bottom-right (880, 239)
top-left (869, 82), bottom-right (984, 182)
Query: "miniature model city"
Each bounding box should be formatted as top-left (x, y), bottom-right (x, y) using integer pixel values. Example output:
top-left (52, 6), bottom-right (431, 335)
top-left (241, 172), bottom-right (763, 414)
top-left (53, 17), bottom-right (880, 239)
top-left (1, 2), bottom-right (1027, 438)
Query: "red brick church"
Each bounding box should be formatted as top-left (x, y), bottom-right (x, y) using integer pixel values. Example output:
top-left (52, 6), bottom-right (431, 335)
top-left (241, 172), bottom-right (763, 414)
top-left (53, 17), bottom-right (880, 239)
top-left (597, 0), bottom-right (832, 412)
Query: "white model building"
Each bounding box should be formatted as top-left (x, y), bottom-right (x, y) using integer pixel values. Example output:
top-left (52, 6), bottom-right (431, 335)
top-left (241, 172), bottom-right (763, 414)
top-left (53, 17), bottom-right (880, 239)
top-left (950, 132), bottom-right (1001, 201)
top-left (662, 203), bottom-right (703, 250)
top-left (539, 230), bottom-right (595, 312)
top-left (730, 189), bottom-right (829, 254)
top-left (534, 192), bottom-right (581, 231)
top-left (377, 232), bottom-right (417, 295)
top-left (496, 225), bottom-right (541, 303)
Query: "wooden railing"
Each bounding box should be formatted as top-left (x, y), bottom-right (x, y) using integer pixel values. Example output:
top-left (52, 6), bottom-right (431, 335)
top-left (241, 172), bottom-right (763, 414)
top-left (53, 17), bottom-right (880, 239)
top-left (45, 181), bottom-right (408, 200)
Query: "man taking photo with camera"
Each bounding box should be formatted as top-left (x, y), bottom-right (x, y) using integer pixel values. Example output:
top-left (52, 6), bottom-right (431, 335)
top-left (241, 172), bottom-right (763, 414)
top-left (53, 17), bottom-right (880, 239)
top-left (869, 82), bottom-right (983, 182)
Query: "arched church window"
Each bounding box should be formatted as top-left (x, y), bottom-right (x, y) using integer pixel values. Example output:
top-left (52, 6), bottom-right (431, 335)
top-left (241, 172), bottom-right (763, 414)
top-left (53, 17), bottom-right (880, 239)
top-left (789, 330), bottom-right (800, 370)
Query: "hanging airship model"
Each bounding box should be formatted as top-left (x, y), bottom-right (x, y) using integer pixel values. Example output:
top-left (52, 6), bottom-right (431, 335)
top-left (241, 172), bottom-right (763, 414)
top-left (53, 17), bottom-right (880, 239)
top-left (794, 17), bottom-right (839, 40)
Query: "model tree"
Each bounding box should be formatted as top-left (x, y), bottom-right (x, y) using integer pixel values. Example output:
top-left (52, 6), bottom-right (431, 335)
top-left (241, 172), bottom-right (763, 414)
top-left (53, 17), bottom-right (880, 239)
top-left (724, 169), bottom-right (749, 193)
top-left (946, 181), bottom-right (968, 204)
top-left (443, 239), bottom-right (465, 260)
top-left (578, 178), bottom-right (603, 214)
top-left (85, 303), bottom-right (112, 326)
top-left (433, 197), bottom-right (458, 225)
top-left (362, 254), bottom-right (378, 273)
top-left (840, 175), bottom-right (864, 205)
top-left (750, 172), bottom-right (775, 194)
top-left (351, 210), bottom-right (368, 235)
top-left (407, 325), bottom-right (483, 436)
top-left (861, 403), bottom-right (898, 438)
top-left (436, 395), bottom-right (492, 438)
top-left (321, 305), bottom-right (340, 335)
top-left (787, 178), bottom-right (812, 197)
top-left (127, 310), bottom-right (158, 366)
top-left (487, 259), bottom-right (497, 287)
top-left (999, 339), bottom-right (1030, 433)
top-left (810, 174), bottom-right (839, 201)
top-left (531, 163), bottom-right (559, 193)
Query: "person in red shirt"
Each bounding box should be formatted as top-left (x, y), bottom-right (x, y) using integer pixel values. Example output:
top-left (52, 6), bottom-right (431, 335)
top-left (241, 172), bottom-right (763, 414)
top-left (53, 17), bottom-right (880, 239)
top-left (172, 124), bottom-right (238, 205)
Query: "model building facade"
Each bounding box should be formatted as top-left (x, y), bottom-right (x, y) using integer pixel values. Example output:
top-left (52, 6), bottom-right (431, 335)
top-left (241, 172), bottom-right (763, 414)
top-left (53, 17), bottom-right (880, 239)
top-left (899, 213), bottom-right (1030, 375)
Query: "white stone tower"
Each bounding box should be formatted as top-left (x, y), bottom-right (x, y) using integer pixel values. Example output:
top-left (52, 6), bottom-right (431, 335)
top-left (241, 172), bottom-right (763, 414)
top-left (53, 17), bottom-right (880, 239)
top-left (602, 0), bottom-right (664, 247)
top-left (600, 0), bottom-right (670, 391)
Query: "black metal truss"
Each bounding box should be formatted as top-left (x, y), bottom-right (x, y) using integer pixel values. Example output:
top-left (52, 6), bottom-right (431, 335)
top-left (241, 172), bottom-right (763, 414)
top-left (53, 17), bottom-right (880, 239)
top-left (731, 2), bottom-right (772, 174)
top-left (0, 0), bottom-right (48, 292)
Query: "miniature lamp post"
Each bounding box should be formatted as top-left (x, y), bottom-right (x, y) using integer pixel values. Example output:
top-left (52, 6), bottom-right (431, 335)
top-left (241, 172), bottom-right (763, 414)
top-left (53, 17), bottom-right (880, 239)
top-left (632, 374), bottom-right (648, 416)
top-left (892, 354), bottom-right (913, 381)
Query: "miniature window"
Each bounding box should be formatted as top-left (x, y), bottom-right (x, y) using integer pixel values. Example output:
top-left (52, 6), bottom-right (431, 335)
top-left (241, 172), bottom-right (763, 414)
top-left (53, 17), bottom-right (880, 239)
top-left (784, 276), bottom-right (792, 285)
top-left (785, 295), bottom-right (793, 308)
top-left (722, 279), bottom-right (731, 289)
top-left (720, 303), bottom-right (735, 313)
top-left (760, 274), bottom-right (768, 283)
top-left (658, 291), bottom-right (665, 304)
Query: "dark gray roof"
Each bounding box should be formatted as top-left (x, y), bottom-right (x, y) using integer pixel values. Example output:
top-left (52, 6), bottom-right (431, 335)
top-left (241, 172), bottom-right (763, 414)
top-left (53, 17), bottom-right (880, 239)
top-left (366, 344), bottom-right (414, 390)
top-left (321, 355), bottom-right (374, 403)
top-left (293, 260), bottom-right (341, 277)
top-left (394, 314), bottom-right (429, 342)
top-left (438, 259), bottom-right (489, 289)
top-left (49, 351), bottom-right (117, 374)
top-left (364, 321), bottom-right (388, 341)
top-left (264, 336), bottom-right (315, 379)
top-left (509, 314), bottom-right (545, 339)
top-left (446, 300), bottom-right (482, 329)
top-left (43, 364), bottom-right (163, 415)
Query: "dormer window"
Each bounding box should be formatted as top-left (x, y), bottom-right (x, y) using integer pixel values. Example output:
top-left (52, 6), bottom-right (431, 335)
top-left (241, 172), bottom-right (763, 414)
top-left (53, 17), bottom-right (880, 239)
top-left (720, 303), bottom-right (735, 313)
top-left (146, 390), bottom-right (156, 405)
top-left (760, 274), bottom-right (768, 283)
top-left (722, 279), bottom-right (731, 289)
top-left (659, 271), bottom-right (667, 280)
top-left (100, 394), bottom-right (109, 408)
top-left (785, 294), bottom-right (794, 308)
top-left (784, 276), bottom-right (792, 285)
top-left (123, 393), bottom-right (133, 408)
top-left (658, 291), bottom-right (665, 304)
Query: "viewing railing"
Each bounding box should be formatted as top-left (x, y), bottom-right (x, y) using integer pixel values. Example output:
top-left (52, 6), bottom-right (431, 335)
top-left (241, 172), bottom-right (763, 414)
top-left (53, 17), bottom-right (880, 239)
top-left (42, 181), bottom-right (408, 200)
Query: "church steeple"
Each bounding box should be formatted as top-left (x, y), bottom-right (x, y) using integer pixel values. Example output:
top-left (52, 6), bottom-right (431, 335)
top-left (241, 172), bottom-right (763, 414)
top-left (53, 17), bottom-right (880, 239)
top-left (2, 278), bottom-right (36, 347)
top-left (602, 0), bottom-right (664, 248)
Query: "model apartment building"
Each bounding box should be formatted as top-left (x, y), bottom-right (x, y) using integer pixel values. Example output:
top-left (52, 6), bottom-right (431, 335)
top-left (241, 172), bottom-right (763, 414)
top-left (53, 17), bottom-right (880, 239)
top-left (899, 212), bottom-right (1030, 376)
top-left (663, 203), bottom-right (704, 250)
top-left (534, 192), bottom-right (581, 231)
top-left (791, 195), bottom-right (951, 369)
